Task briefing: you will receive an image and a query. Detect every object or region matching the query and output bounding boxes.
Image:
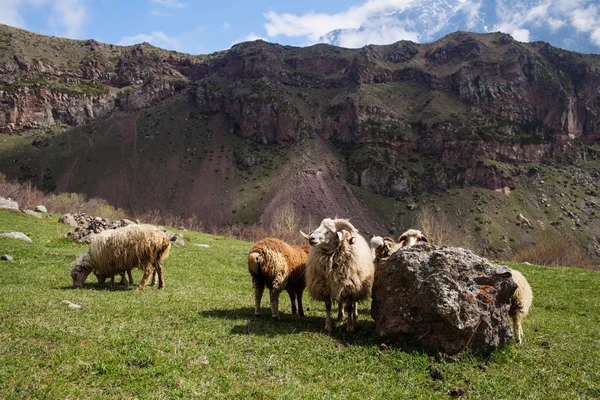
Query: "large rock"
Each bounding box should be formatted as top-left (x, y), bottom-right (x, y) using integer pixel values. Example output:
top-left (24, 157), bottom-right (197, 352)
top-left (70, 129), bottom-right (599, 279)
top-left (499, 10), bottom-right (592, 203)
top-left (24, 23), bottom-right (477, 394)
top-left (371, 244), bottom-right (516, 354)
top-left (34, 205), bottom-right (47, 213)
top-left (0, 232), bottom-right (32, 243)
top-left (0, 197), bottom-right (19, 211)
top-left (58, 213), bottom-right (78, 227)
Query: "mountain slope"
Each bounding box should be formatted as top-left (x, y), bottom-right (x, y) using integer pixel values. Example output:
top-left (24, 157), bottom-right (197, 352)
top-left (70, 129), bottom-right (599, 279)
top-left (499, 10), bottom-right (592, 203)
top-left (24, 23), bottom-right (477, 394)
top-left (1, 24), bottom-right (599, 259)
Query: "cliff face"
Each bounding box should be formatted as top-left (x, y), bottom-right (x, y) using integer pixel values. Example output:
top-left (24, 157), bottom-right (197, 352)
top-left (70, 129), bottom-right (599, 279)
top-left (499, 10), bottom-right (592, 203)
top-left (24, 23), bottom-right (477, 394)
top-left (1, 25), bottom-right (600, 205)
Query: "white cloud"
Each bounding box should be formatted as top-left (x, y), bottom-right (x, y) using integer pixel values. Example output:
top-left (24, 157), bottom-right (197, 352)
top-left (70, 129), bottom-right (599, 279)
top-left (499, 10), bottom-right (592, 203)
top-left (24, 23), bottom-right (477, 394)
top-left (230, 31), bottom-right (267, 47)
top-left (336, 25), bottom-right (419, 48)
top-left (264, 0), bottom-right (417, 42)
top-left (151, 0), bottom-right (185, 8)
top-left (547, 17), bottom-right (566, 32)
top-left (592, 28), bottom-right (600, 46)
top-left (48, 0), bottom-right (87, 38)
top-left (0, 0), bottom-right (87, 38)
top-left (118, 31), bottom-right (181, 51)
top-left (0, 0), bottom-right (25, 27)
top-left (222, 21), bottom-right (230, 30)
top-left (569, 5), bottom-right (598, 33)
top-left (149, 10), bottom-right (170, 17)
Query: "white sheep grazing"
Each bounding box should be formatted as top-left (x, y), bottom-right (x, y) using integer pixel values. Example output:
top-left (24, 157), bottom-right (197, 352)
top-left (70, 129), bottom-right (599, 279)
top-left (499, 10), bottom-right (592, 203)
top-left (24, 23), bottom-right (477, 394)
top-left (517, 213), bottom-right (533, 229)
top-left (248, 237), bottom-right (309, 320)
top-left (397, 229), bottom-right (428, 247)
top-left (70, 224), bottom-right (171, 290)
top-left (301, 218), bottom-right (374, 333)
top-left (509, 269), bottom-right (533, 344)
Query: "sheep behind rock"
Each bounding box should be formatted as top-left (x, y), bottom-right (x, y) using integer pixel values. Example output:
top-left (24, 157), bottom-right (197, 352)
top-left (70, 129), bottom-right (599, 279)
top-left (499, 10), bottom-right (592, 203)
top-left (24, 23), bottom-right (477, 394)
top-left (398, 229), bottom-right (428, 247)
top-left (248, 238), bottom-right (309, 320)
top-left (302, 218), bottom-right (374, 333)
top-left (71, 224), bottom-right (170, 290)
top-left (509, 269), bottom-right (533, 344)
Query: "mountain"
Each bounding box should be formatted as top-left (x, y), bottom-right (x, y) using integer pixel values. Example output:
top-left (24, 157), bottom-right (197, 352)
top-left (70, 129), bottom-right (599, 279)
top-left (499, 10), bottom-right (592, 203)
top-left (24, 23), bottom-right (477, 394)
top-left (320, 0), bottom-right (600, 55)
top-left (1, 24), bottom-right (599, 260)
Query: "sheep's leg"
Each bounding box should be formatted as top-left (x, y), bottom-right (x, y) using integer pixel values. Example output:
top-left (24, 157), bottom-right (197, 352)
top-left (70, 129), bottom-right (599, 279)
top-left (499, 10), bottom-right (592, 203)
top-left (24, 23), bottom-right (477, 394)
top-left (137, 265), bottom-right (153, 290)
top-left (127, 270), bottom-right (134, 286)
top-left (337, 302), bottom-right (345, 321)
top-left (253, 278), bottom-right (264, 317)
top-left (513, 314), bottom-right (524, 344)
top-left (288, 290), bottom-right (297, 315)
top-left (345, 302), bottom-right (355, 332)
top-left (353, 302), bottom-right (359, 322)
top-left (150, 269), bottom-right (157, 286)
top-left (122, 272), bottom-right (130, 289)
top-left (108, 275), bottom-right (115, 288)
top-left (155, 260), bottom-right (165, 289)
top-left (270, 289), bottom-right (281, 321)
top-left (324, 299), bottom-right (333, 333)
top-left (297, 290), bottom-right (305, 317)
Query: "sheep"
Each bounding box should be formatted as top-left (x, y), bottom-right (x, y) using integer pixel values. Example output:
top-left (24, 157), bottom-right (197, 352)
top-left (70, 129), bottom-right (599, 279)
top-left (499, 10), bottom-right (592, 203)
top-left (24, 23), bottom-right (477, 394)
top-left (397, 229), bottom-right (428, 247)
top-left (370, 229), bottom-right (429, 264)
top-left (70, 224), bottom-right (170, 290)
top-left (509, 269), bottom-right (533, 344)
top-left (248, 238), bottom-right (309, 320)
top-left (301, 218), bottom-right (374, 333)
top-left (517, 213), bottom-right (533, 229)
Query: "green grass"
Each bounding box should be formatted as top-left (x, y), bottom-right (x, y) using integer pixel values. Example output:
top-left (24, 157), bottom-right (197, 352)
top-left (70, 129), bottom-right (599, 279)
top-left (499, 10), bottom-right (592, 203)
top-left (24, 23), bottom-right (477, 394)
top-left (0, 210), bottom-right (599, 399)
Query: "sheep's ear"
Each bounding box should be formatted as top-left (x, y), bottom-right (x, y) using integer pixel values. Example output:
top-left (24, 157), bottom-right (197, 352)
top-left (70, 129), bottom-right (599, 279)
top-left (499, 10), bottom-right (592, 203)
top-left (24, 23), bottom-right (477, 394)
top-left (300, 230), bottom-right (310, 240)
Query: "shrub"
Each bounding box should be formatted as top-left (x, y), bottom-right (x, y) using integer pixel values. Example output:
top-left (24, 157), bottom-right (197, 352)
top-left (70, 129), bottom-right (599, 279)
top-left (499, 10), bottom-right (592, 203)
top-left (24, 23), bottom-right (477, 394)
top-left (514, 235), bottom-right (592, 269)
top-left (415, 205), bottom-right (475, 250)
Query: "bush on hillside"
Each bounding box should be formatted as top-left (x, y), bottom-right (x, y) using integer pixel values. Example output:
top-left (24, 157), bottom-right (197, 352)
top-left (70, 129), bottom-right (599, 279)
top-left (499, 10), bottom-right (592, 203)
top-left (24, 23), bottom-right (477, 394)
top-left (514, 235), bottom-right (593, 269)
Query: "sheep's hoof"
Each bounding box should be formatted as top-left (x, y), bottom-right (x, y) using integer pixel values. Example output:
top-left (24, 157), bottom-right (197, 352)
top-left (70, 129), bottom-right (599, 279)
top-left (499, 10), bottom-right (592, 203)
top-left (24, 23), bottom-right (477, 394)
top-left (272, 315), bottom-right (280, 321)
top-left (254, 313), bottom-right (261, 318)
top-left (325, 320), bottom-right (333, 333)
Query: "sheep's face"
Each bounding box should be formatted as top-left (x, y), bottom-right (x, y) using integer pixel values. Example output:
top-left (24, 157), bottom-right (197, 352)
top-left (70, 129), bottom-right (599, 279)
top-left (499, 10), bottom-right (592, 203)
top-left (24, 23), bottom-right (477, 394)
top-left (71, 251), bottom-right (94, 288)
top-left (71, 265), bottom-right (92, 288)
top-left (398, 229), bottom-right (428, 247)
top-left (304, 219), bottom-right (343, 253)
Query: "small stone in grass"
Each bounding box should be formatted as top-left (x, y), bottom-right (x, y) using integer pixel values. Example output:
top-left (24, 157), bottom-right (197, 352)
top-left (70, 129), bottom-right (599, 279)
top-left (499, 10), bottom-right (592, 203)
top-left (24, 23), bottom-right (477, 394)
top-left (429, 366), bottom-right (443, 381)
top-left (540, 341), bottom-right (550, 349)
top-left (1, 254), bottom-right (13, 261)
top-left (449, 387), bottom-right (465, 397)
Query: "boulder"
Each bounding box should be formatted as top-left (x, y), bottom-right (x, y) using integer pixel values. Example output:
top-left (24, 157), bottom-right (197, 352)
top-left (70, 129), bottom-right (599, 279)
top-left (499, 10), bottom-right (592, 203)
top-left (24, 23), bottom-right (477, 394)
top-left (371, 243), bottom-right (516, 354)
top-left (0, 232), bottom-right (33, 243)
top-left (34, 205), bottom-right (47, 213)
top-left (0, 197), bottom-right (19, 211)
top-left (1, 254), bottom-right (14, 261)
top-left (23, 210), bottom-right (42, 218)
top-left (58, 213), bottom-right (78, 227)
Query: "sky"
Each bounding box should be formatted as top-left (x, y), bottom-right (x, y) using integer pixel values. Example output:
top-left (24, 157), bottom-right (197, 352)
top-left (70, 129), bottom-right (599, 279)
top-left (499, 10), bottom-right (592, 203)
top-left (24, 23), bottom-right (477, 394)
top-left (0, 0), bottom-right (599, 55)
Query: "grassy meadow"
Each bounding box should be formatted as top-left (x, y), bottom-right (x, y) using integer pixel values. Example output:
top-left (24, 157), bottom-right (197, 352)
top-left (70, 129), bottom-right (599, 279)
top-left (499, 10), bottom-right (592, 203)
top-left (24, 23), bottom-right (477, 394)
top-left (0, 210), bottom-right (599, 399)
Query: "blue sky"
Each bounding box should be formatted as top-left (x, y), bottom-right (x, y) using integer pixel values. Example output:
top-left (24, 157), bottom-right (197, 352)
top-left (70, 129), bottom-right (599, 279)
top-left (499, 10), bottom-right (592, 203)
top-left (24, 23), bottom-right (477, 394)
top-left (1, 0), bottom-right (599, 54)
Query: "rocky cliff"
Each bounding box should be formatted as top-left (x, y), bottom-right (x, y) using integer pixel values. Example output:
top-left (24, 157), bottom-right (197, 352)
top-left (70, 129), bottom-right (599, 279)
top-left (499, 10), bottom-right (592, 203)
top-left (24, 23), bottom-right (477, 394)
top-left (1, 25), bottom-right (600, 258)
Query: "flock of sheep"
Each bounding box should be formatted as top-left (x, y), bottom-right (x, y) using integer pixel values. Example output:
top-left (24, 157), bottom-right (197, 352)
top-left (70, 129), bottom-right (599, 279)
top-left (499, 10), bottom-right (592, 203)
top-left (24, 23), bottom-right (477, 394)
top-left (69, 217), bottom-right (533, 344)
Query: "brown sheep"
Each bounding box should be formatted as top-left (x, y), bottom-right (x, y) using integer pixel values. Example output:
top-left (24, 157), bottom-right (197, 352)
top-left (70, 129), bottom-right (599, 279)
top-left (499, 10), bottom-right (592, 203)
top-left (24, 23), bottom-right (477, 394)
top-left (248, 238), bottom-right (310, 320)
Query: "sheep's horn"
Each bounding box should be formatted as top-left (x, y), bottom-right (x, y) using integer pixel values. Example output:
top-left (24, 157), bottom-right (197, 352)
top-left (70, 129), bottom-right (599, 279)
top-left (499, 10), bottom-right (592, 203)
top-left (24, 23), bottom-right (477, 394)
top-left (418, 235), bottom-right (429, 243)
top-left (299, 230), bottom-right (310, 240)
top-left (333, 219), bottom-right (357, 234)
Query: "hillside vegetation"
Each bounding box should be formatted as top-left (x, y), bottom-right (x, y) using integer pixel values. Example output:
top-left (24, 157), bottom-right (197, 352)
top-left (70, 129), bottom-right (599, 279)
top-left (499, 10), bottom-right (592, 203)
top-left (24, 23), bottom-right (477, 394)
top-left (0, 210), bottom-right (598, 399)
